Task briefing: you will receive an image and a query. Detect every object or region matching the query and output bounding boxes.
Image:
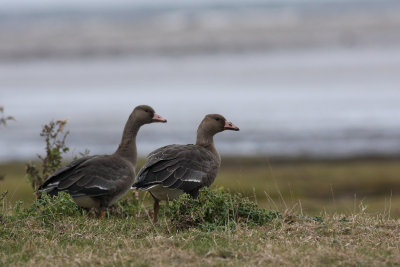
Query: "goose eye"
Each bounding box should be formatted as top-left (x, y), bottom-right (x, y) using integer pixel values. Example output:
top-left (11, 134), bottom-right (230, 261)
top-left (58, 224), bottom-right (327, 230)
top-left (215, 117), bottom-right (220, 121)
top-left (145, 110), bottom-right (149, 113)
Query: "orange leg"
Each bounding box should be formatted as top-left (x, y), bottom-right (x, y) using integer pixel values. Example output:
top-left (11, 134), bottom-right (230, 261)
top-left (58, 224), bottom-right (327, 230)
top-left (99, 210), bottom-right (106, 219)
top-left (153, 199), bottom-right (160, 223)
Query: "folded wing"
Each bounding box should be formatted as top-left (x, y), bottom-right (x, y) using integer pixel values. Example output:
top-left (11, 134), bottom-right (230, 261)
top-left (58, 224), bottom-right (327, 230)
top-left (39, 155), bottom-right (133, 198)
top-left (134, 144), bottom-right (220, 196)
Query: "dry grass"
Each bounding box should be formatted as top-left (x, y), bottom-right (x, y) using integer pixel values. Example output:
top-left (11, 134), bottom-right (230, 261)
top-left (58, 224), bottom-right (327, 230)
top-left (1, 207), bottom-right (399, 266)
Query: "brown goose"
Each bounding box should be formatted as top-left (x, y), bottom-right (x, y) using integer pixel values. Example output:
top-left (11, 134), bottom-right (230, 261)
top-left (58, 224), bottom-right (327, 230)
top-left (133, 114), bottom-right (239, 222)
top-left (38, 105), bottom-right (167, 218)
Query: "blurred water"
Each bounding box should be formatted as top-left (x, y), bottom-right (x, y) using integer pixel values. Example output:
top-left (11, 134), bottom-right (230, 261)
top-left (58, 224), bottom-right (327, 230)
top-left (1, 0), bottom-right (400, 160)
top-left (1, 47), bottom-right (400, 160)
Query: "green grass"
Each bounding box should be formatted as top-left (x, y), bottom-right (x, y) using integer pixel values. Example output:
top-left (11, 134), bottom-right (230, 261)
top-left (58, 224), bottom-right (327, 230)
top-left (1, 157), bottom-right (400, 217)
top-left (216, 157), bottom-right (400, 217)
top-left (0, 161), bottom-right (33, 205)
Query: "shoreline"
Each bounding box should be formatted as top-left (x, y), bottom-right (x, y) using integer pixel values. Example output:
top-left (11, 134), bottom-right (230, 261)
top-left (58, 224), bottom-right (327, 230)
top-left (2, 154), bottom-right (400, 165)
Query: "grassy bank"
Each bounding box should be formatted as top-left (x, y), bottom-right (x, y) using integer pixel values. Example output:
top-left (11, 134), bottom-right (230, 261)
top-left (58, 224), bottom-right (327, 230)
top-left (1, 158), bottom-right (400, 266)
top-left (1, 192), bottom-right (399, 266)
top-left (1, 157), bottom-right (400, 217)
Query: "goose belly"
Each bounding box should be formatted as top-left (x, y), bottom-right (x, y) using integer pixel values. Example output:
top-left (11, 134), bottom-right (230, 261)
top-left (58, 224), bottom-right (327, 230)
top-left (73, 196), bottom-right (100, 209)
top-left (149, 185), bottom-right (184, 201)
top-left (108, 186), bottom-right (131, 206)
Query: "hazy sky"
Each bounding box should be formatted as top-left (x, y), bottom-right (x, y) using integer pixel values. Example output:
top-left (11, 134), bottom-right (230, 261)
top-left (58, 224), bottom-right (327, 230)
top-left (1, 0), bottom-right (354, 11)
top-left (1, 0), bottom-right (240, 9)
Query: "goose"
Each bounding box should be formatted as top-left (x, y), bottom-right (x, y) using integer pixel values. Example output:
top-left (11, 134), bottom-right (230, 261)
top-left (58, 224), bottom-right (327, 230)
top-left (38, 105), bottom-right (167, 218)
top-left (133, 114), bottom-right (239, 222)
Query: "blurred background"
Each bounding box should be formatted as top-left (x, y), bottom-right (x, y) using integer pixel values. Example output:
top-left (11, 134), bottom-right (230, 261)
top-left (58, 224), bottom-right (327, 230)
top-left (1, 0), bottom-right (400, 215)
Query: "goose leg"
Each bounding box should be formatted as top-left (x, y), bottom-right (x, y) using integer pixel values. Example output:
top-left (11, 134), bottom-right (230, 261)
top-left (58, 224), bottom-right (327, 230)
top-left (153, 199), bottom-right (160, 223)
top-left (82, 207), bottom-right (90, 215)
top-left (133, 190), bottom-right (140, 201)
top-left (99, 210), bottom-right (106, 219)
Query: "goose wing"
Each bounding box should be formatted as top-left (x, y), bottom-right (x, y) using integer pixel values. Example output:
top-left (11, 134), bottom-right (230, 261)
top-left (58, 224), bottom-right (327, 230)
top-left (134, 144), bottom-right (220, 196)
top-left (39, 155), bottom-right (134, 198)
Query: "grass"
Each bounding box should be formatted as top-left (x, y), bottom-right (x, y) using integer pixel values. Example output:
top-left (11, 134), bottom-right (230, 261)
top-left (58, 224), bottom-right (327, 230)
top-left (1, 157), bottom-right (400, 266)
top-left (3, 157), bottom-right (400, 217)
top-left (1, 190), bottom-right (399, 266)
top-left (217, 157), bottom-right (400, 217)
top-left (0, 161), bottom-right (32, 205)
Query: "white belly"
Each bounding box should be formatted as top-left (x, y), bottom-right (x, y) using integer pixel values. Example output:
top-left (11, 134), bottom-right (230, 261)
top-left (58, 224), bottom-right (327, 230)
top-left (73, 196), bottom-right (100, 209)
top-left (149, 185), bottom-right (184, 201)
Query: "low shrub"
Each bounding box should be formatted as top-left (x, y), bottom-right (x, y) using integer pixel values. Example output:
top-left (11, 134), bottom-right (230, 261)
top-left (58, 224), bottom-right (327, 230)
top-left (21, 192), bottom-right (82, 224)
top-left (166, 187), bottom-right (280, 230)
top-left (107, 192), bottom-right (142, 218)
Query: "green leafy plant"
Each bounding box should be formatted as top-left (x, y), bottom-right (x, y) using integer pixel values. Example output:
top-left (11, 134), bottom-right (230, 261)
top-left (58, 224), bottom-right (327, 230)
top-left (108, 192), bottom-right (142, 218)
top-left (26, 120), bottom-right (70, 196)
top-left (166, 187), bottom-right (281, 230)
top-left (21, 192), bottom-right (82, 224)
